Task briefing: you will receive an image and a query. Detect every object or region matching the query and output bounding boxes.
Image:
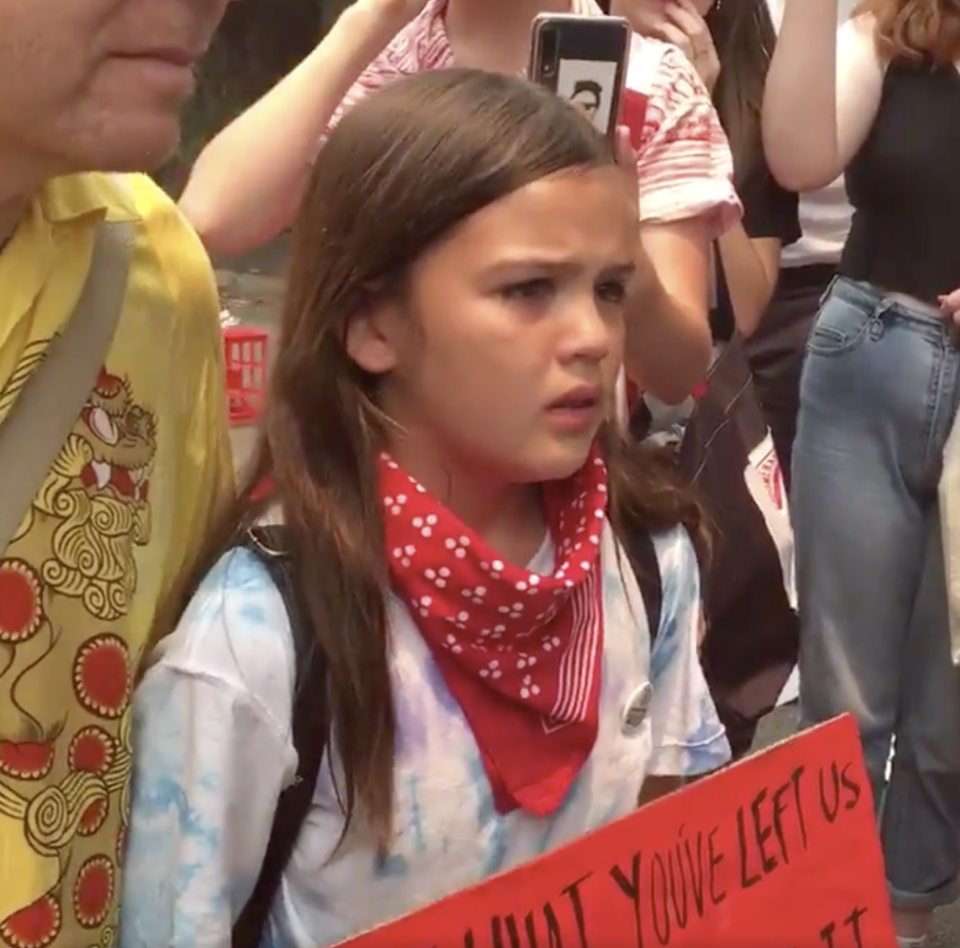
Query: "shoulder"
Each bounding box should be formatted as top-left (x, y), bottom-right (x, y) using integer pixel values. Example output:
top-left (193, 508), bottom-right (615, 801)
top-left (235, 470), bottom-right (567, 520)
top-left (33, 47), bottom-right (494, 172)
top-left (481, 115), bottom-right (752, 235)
top-left (838, 13), bottom-right (886, 72)
top-left (121, 175), bottom-right (220, 317)
top-left (625, 34), bottom-right (714, 119)
top-left (151, 547), bottom-right (297, 739)
top-left (624, 36), bottom-right (740, 232)
top-left (650, 524), bottom-right (699, 613)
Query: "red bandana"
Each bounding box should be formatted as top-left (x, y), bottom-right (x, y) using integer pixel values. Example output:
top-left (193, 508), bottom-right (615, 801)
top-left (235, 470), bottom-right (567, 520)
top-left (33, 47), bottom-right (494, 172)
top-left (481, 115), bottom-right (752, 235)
top-left (381, 451), bottom-right (608, 817)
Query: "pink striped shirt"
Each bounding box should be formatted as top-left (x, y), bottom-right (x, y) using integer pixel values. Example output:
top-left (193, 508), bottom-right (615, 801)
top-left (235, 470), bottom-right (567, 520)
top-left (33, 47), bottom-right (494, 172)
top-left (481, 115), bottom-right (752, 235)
top-left (323, 0), bottom-right (741, 235)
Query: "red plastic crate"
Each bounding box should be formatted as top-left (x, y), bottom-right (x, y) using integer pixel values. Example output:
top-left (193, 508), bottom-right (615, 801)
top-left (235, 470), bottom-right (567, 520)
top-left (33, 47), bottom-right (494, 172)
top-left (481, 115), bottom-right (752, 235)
top-left (223, 325), bottom-right (268, 425)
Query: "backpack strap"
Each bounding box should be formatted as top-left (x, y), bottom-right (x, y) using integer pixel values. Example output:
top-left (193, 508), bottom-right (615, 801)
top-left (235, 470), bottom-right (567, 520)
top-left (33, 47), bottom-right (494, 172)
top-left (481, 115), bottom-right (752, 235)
top-left (232, 525), bottom-right (329, 948)
top-left (621, 528), bottom-right (663, 642)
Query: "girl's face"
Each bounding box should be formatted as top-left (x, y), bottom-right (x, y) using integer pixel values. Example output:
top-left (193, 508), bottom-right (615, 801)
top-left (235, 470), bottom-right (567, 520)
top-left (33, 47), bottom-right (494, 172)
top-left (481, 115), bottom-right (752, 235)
top-left (348, 166), bottom-right (636, 490)
top-left (613, 0), bottom-right (715, 32)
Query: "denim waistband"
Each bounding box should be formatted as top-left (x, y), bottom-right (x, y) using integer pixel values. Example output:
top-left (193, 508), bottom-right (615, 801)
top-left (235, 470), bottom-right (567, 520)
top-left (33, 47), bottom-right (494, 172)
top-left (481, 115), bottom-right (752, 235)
top-left (828, 276), bottom-right (948, 328)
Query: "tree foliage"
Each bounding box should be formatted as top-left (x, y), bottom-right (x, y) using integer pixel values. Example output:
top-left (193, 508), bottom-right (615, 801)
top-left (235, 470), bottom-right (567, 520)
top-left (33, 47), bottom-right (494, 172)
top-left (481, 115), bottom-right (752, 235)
top-left (158, 0), bottom-right (352, 193)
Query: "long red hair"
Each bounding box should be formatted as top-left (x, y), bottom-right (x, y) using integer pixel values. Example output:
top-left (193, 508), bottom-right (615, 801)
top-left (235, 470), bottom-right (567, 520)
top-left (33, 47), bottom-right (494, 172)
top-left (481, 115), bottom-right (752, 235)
top-left (855, 0), bottom-right (960, 63)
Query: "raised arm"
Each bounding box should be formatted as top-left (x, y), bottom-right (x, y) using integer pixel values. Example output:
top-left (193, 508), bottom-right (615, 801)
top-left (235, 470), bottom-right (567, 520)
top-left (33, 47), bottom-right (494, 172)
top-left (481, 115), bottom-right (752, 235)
top-left (763, 0), bottom-right (885, 191)
top-left (180, 0), bottom-right (426, 258)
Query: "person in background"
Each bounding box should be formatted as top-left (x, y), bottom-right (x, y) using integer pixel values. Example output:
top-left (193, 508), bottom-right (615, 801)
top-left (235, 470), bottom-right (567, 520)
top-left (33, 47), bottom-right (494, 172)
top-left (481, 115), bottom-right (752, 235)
top-left (614, 0), bottom-right (800, 758)
top-left (765, 0), bottom-right (960, 943)
top-left (178, 0), bottom-right (742, 407)
top-left (744, 0), bottom-right (858, 488)
top-left (0, 0), bottom-right (236, 943)
top-left (120, 65), bottom-right (730, 948)
top-left (615, 0), bottom-right (800, 343)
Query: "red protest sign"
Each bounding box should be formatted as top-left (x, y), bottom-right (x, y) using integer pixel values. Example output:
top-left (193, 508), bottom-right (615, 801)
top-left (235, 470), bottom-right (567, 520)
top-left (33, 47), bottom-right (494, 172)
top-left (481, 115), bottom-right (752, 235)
top-left (335, 715), bottom-right (896, 948)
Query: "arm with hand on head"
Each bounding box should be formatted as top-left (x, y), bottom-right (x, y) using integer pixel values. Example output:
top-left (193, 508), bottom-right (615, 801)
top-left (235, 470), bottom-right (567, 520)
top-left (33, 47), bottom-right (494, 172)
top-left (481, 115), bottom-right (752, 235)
top-left (179, 0), bottom-right (427, 259)
top-left (626, 220), bottom-right (713, 405)
top-left (762, 0), bottom-right (884, 192)
top-left (620, 44), bottom-right (739, 405)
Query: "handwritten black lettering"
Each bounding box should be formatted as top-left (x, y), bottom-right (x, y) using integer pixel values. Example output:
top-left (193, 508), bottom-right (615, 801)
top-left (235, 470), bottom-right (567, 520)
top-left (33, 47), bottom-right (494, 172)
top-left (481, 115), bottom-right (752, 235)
top-left (737, 767), bottom-right (809, 889)
top-left (818, 761), bottom-right (862, 824)
top-left (559, 874), bottom-right (592, 948)
top-left (840, 763), bottom-right (862, 812)
top-left (818, 919), bottom-right (838, 947)
top-left (609, 852), bottom-right (646, 948)
top-left (650, 853), bottom-right (671, 945)
top-left (843, 905), bottom-right (868, 948)
top-left (707, 827), bottom-right (727, 906)
top-left (667, 837), bottom-right (689, 931)
top-left (681, 828), bottom-right (706, 917)
top-left (464, 876), bottom-right (594, 948)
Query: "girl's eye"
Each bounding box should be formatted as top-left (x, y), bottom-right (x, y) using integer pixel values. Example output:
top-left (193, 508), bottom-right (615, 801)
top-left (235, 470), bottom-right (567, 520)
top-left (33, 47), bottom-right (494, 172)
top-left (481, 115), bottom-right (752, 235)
top-left (596, 280), bottom-right (628, 304)
top-left (499, 278), bottom-right (555, 302)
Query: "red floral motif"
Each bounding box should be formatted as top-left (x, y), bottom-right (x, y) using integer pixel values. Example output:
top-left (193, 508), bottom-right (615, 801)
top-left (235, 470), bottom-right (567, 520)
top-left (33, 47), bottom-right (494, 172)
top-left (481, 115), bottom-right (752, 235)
top-left (0, 894), bottom-right (61, 948)
top-left (0, 559), bottom-right (43, 644)
top-left (68, 726), bottom-right (115, 774)
top-left (69, 726), bottom-right (114, 834)
top-left (72, 635), bottom-right (131, 719)
top-left (78, 796), bottom-right (108, 836)
top-left (0, 740), bottom-right (55, 780)
top-left (73, 856), bottom-right (114, 930)
top-left (94, 368), bottom-right (122, 398)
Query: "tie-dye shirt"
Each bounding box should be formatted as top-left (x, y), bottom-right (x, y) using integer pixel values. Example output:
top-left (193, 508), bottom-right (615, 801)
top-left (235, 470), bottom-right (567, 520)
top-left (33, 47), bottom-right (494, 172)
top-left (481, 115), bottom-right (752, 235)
top-left (119, 522), bottom-right (729, 948)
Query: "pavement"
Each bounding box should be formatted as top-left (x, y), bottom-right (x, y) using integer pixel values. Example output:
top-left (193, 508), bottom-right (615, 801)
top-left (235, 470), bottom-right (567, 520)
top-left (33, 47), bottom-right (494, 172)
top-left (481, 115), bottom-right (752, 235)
top-left (219, 266), bottom-right (960, 946)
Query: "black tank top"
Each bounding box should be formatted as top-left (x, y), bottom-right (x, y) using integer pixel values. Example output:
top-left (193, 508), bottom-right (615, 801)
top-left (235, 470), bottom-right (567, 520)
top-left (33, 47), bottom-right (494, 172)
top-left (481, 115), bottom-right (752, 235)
top-left (841, 59), bottom-right (960, 303)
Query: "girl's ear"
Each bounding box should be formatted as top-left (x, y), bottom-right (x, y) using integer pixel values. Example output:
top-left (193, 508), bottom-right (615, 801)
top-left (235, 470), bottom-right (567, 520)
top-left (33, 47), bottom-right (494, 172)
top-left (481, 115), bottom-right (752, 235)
top-left (345, 301), bottom-right (403, 375)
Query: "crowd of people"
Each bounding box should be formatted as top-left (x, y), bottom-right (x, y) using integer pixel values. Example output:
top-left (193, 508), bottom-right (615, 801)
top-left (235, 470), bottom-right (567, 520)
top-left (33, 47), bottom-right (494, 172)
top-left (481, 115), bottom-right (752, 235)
top-left (0, 0), bottom-right (958, 945)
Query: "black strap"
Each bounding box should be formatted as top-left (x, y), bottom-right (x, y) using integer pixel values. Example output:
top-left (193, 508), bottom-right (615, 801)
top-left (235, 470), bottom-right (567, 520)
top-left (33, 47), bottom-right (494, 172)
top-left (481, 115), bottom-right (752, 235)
top-left (232, 522), bottom-right (661, 947)
top-left (232, 526), bottom-right (329, 948)
top-left (622, 528), bottom-right (663, 641)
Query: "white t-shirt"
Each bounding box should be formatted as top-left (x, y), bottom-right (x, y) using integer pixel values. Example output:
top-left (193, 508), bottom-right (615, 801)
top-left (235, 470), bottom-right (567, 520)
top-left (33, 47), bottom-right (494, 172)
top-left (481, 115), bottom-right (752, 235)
top-left (119, 522), bottom-right (729, 948)
top-left (766, 0), bottom-right (860, 268)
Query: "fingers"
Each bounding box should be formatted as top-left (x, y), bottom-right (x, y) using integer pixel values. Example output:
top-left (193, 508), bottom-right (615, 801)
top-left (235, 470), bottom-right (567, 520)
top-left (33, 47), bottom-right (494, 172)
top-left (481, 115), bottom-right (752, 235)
top-left (614, 125), bottom-right (638, 168)
top-left (661, 0), bottom-right (709, 40)
top-left (648, 19), bottom-right (692, 55)
top-left (939, 288), bottom-right (960, 314)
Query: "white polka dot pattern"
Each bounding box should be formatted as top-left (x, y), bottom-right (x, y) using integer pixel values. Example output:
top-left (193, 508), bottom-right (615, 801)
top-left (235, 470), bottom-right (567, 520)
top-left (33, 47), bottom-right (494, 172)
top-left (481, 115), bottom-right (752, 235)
top-left (379, 449), bottom-right (610, 816)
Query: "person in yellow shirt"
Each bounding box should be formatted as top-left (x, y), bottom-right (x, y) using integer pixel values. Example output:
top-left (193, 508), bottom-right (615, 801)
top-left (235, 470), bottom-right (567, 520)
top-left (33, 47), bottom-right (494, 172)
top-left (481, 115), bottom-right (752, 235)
top-left (0, 0), bottom-right (236, 944)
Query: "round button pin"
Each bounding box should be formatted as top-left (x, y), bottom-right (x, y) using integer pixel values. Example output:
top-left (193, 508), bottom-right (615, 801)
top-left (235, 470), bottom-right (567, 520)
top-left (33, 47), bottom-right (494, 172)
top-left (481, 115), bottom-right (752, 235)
top-left (622, 682), bottom-right (653, 735)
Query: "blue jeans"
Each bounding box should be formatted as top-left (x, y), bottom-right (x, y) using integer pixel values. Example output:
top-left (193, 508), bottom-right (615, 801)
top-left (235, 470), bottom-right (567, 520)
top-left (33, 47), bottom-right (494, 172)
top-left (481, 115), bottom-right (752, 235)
top-left (793, 276), bottom-right (960, 912)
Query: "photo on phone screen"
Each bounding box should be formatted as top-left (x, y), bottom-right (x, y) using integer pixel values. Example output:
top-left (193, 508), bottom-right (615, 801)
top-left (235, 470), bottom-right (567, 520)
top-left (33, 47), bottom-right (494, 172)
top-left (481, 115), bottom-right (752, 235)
top-left (556, 59), bottom-right (618, 136)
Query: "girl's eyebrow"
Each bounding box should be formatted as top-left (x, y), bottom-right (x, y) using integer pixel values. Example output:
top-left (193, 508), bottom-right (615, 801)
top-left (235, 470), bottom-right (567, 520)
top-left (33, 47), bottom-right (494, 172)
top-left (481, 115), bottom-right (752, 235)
top-left (480, 257), bottom-right (637, 278)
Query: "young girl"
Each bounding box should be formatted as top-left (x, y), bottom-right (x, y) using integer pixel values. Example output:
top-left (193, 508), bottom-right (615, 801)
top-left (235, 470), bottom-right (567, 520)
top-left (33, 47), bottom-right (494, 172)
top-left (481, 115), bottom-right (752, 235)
top-left (119, 69), bottom-right (730, 947)
top-left (180, 0), bottom-right (742, 407)
top-left (765, 0), bottom-right (960, 943)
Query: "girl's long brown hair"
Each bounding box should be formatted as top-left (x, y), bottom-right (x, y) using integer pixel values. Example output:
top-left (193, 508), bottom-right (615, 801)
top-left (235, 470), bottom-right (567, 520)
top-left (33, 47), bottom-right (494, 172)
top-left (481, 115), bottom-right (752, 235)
top-left (707, 0), bottom-right (778, 183)
top-left (153, 69), bottom-right (707, 850)
top-left (855, 0), bottom-right (960, 63)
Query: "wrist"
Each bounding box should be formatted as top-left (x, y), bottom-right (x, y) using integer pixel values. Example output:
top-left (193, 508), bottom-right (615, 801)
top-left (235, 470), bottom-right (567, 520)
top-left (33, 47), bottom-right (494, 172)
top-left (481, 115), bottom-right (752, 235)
top-left (340, 0), bottom-right (417, 44)
top-left (320, 0), bottom-right (404, 68)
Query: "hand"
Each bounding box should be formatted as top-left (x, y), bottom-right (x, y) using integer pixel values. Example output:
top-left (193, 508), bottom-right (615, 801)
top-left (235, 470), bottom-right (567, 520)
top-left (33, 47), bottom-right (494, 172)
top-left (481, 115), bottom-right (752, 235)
top-left (614, 125), bottom-right (640, 216)
top-left (356, 0), bottom-right (431, 31)
top-left (939, 288), bottom-right (960, 325)
top-left (649, 0), bottom-right (721, 93)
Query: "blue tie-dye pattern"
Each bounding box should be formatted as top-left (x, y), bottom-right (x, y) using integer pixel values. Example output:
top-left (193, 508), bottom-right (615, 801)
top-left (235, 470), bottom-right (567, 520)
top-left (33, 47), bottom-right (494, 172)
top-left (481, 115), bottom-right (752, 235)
top-left (466, 748), bottom-right (509, 876)
top-left (121, 674), bottom-right (229, 948)
top-left (121, 527), bottom-right (728, 948)
top-left (422, 653), bottom-right (461, 715)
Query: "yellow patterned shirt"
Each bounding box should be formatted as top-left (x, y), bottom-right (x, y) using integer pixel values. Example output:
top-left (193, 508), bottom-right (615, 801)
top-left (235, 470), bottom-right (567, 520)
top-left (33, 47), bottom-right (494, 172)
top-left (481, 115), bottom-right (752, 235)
top-left (0, 173), bottom-right (234, 948)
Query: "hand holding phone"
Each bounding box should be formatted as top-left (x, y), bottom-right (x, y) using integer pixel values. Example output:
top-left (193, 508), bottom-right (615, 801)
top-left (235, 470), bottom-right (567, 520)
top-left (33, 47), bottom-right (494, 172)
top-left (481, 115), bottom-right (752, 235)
top-left (528, 14), bottom-right (631, 141)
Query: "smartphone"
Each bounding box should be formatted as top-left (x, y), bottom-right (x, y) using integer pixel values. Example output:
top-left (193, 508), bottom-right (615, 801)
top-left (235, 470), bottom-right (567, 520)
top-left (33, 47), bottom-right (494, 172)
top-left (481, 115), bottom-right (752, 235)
top-left (528, 13), bottom-right (631, 141)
